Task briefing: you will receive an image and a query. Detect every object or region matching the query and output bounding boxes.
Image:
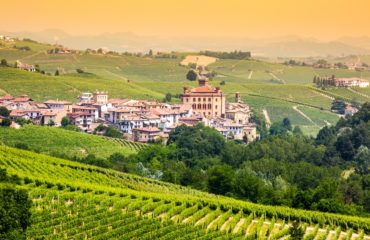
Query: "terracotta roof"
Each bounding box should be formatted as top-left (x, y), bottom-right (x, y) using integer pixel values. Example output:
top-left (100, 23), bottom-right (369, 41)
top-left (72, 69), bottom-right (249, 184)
top-left (45, 100), bottom-right (72, 105)
top-left (67, 111), bottom-right (92, 118)
top-left (108, 98), bottom-right (130, 105)
top-left (10, 110), bottom-right (27, 117)
top-left (72, 106), bottom-right (97, 111)
top-left (40, 110), bottom-right (57, 116)
top-left (0, 95), bottom-right (14, 101)
top-left (191, 85), bottom-right (218, 93)
top-left (133, 127), bottom-right (161, 133)
top-left (13, 97), bottom-right (30, 102)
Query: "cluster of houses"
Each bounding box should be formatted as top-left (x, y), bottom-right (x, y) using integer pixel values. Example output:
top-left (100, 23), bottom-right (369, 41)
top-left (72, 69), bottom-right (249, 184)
top-left (0, 78), bottom-right (257, 143)
top-left (15, 60), bottom-right (36, 72)
top-left (0, 35), bottom-right (15, 42)
top-left (313, 76), bottom-right (369, 88)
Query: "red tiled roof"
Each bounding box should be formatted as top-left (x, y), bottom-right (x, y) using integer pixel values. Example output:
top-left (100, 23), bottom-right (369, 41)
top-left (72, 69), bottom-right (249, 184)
top-left (45, 100), bottom-right (72, 105)
top-left (191, 85), bottom-right (218, 93)
top-left (133, 127), bottom-right (160, 133)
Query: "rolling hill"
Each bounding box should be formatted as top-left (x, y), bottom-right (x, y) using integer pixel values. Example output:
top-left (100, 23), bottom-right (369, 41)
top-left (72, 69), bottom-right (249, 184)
top-left (1, 38), bottom-right (370, 135)
top-left (1, 145), bottom-right (369, 239)
top-left (0, 125), bottom-right (144, 159)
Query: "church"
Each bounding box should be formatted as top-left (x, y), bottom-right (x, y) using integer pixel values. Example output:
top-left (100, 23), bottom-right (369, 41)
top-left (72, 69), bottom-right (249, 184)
top-left (181, 77), bottom-right (226, 118)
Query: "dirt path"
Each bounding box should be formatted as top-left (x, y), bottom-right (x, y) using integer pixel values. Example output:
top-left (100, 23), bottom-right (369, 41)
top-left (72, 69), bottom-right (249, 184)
top-left (248, 71), bottom-right (253, 79)
top-left (270, 72), bottom-right (286, 84)
top-left (292, 106), bottom-right (318, 126)
top-left (20, 51), bottom-right (45, 61)
top-left (104, 69), bottom-right (128, 80)
top-left (348, 87), bottom-right (370, 100)
top-left (310, 90), bottom-right (334, 100)
top-left (262, 109), bottom-right (271, 128)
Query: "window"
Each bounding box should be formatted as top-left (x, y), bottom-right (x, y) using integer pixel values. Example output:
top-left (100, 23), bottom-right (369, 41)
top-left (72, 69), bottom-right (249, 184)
top-left (203, 104), bottom-right (207, 109)
top-left (203, 98), bottom-right (206, 102)
top-left (208, 98), bottom-right (211, 101)
top-left (216, 112), bottom-right (218, 115)
top-left (198, 104), bottom-right (201, 109)
top-left (216, 98), bottom-right (218, 102)
top-left (215, 105), bottom-right (218, 109)
top-left (186, 98), bottom-right (189, 102)
top-left (198, 98), bottom-right (201, 101)
top-left (193, 98), bottom-right (196, 102)
top-left (208, 104), bottom-right (212, 109)
top-left (192, 104), bottom-right (196, 109)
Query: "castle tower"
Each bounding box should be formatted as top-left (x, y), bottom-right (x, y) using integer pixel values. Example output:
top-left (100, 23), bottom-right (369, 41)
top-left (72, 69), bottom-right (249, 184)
top-left (92, 90), bottom-right (108, 104)
top-left (235, 92), bottom-right (241, 103)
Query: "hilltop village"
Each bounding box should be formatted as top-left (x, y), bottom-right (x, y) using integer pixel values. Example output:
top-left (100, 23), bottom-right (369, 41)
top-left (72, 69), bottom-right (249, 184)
top-left (0, 77), bottom-right (257, 143)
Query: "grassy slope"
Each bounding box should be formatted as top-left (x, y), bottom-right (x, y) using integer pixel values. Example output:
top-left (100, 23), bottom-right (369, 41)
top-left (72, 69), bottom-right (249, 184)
top-left (0, 125), bottom-right (136, 159)
top-left (1, 146), bottom-right (369, 238)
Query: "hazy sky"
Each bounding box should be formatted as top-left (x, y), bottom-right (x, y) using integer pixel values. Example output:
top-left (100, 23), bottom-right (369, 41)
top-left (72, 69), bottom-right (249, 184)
top-left (2, 0), bottom-right (370, 40)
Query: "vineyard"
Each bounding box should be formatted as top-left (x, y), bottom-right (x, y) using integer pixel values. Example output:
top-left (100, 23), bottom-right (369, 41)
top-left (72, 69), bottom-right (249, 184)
top-left (100, 136), bottom-right (148, 152)
top-left (0, 146), bottom-right (369, 239)
top-left (0, 125), bottom-right (137, 159)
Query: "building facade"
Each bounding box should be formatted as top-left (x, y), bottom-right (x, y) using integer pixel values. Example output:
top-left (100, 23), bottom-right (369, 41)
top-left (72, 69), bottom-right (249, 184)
top-left (181, 78), bottom-right (225, 118)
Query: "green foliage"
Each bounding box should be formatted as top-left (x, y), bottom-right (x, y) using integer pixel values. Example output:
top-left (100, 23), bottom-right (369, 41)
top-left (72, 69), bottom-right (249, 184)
top-left (0, 169), bottom-right (32, 240)
top-left (331, 98), bottom-right (346, 114)
top-left (0, 118), bottom-right (11, 127)
top-left (0, 107), bottom-right (10, 117)
top-left (61, 116), bottom-right (70, 127)
top-left (186, 69), bottom-right (197, 81)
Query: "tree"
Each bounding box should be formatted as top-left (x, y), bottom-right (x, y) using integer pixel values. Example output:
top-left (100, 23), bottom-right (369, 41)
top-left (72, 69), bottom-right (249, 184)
top-left (331, 98), bottom-right (346, 114)
top-left (282, 117), bottom-right (292, 131)
top-left (293, 126), bottom-right (303, 136)
top-left (0, 59), bottom-right (7, 66)
top-left (220, 80), bottom-right (226, 85)
top-left (0, 106), bottom-right (10, 117)
top-left (55, 70), bottom-right (60, 76)
top-left (47, 119), bottom-right (55, 126)
top-left (207, 165), bottom-right (235, 195)
top-left (15, 118), bottom-right (30, 126)
top-left (164, 93), bottom-right (172, 102)
top-left (61, 116), bottom-right (70, 127)
top-left (76, 68), bottom-right (85, 74)
top-left (103, 126), bottom-right (123, 139)
top-left (186, 69), bottom-right (197, 81)
top-left (148, 49), bottom-right (153, 56)
top-left (354, 146), bottom-right (370, 174)
top-left (289, 221), bottom-right (305, 240)
top-left (1, 118), bottom-right (11, 127)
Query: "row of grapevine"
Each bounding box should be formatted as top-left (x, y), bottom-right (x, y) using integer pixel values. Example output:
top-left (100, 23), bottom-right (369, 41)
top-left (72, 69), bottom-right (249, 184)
top-left (0, 145), bottom-right (369, 239)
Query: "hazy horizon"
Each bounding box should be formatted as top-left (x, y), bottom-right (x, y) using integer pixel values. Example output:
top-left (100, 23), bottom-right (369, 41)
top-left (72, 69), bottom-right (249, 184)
top-left (1, 0), bottom-right (370, 41)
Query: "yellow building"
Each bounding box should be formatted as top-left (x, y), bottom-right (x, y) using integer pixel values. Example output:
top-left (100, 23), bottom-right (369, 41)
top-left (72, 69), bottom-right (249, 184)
top-left (181, 78), bottom-right (225, 117)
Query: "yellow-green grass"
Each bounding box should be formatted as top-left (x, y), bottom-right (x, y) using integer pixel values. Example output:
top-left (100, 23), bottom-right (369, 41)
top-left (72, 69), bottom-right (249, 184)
top-left (0, 125), bottom-right (136, 159)
top-left (1, 146), bottom-right (369, 238)
top-left (0, 67), bottom-right (164, 102)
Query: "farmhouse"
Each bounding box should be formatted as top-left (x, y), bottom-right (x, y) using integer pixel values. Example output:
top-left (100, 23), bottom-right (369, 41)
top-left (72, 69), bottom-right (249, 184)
top-left (181, 77), bottom-right (226, 118)
top-left (314, 76), bottom-right (369, 88)
top-left (16, 61), bottom-right (36, 72)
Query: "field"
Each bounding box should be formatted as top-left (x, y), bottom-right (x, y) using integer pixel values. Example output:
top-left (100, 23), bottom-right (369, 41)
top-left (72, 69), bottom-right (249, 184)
top-left (1, 39), bottom-right (370, 135)
top-left (0, 125), bottom-right (139, 159)
top-left (1, 146), bottom-right (369, 239)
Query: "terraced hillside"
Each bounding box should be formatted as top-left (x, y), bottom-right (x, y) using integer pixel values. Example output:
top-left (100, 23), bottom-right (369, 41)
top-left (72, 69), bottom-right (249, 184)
top-left (1, 146), bottom-right (369, 239)
top-left (0, 125), bottom-right (139, 159)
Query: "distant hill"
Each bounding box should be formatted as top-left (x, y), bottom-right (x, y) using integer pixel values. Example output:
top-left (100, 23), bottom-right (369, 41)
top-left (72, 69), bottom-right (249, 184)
top-left (2, 29), bottom-right (370, 57)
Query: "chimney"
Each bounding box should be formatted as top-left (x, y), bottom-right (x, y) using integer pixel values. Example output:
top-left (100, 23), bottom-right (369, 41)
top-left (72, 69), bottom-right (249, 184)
top-left (198, 77), bottom-right (209, 86)
top-left (235, 92), bottom-right (241, 103)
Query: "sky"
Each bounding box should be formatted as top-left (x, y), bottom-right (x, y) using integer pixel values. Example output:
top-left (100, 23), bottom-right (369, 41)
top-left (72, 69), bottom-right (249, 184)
top-left (1, 0), bottom-right (370, 40)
